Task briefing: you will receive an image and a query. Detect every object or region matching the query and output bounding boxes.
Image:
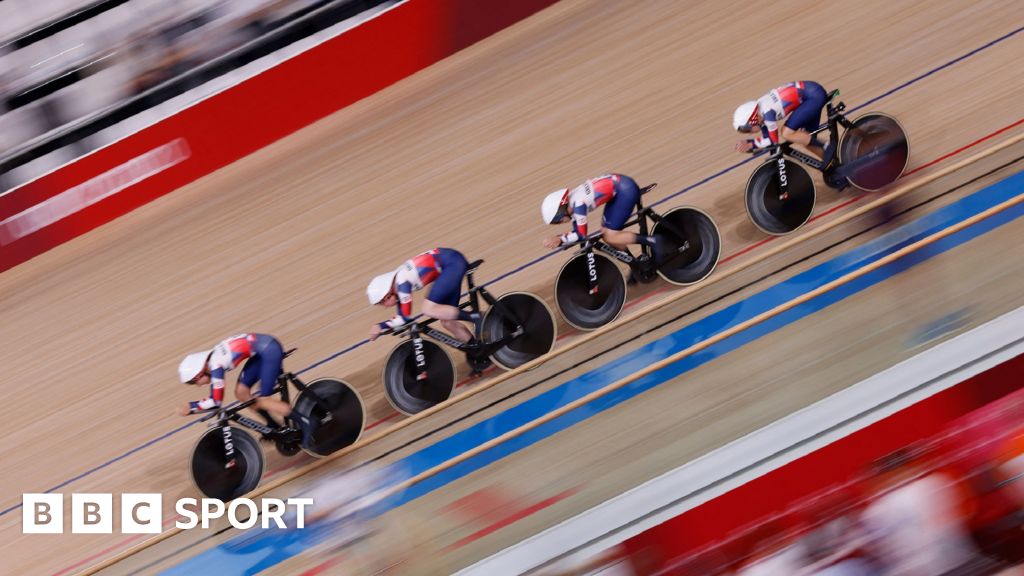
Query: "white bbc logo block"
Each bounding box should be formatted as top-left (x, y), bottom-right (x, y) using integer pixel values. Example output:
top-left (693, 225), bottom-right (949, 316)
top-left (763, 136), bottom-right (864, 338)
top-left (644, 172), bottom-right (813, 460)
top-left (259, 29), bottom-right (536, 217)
top-left (23, 494), bottom-right (63, 533)
top-left (72, 493), bottom-right (113, 534)
top-left (22, 493), bottom-right (313, 534)
top-left (121, 493), bottom-right (163, 534)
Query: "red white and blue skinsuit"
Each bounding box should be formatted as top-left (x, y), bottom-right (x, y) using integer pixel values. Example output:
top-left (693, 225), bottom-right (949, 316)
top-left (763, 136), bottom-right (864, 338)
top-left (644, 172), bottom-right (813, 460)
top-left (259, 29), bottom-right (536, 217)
top-left (557, 173), bottom-right (642, 246)
top-left (379, 248), bottom-right (469, 330)
top-left (190, 333), bottom-right (285, 412)
top-left (747, 81), bottom-right (828, 150)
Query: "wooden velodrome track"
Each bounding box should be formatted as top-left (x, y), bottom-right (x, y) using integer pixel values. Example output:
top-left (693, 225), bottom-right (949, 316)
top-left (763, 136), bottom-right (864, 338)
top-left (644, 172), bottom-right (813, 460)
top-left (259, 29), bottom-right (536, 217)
top-left (0, 0), bottom-right (1022, 574)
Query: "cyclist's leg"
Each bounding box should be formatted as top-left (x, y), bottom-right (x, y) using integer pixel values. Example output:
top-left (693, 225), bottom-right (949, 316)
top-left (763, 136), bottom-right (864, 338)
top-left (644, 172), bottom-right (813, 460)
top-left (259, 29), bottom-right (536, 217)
top-left (237, 357), bottom-right (259, 401)
top-left (602, 175), bottom-right (665, 262)
top-left (423, 248), bottom-right (475, 342)
top-left (251, 337), bottom-right (292, 421)
top-left (238, 358), bottom-right (279, 427)
top-left (600, 175), bottom-right (642, 250)
top-left (783, 82), bottom-right (828, 157)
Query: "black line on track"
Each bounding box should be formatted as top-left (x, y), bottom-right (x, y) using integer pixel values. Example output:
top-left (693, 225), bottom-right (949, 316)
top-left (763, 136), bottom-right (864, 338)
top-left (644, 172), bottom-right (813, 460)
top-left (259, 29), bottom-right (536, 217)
top-left (133, 524), bottom-right (236, 572)
top-left (368, 155), bottom-right (1024, 461)
top-left (150, 155), bottom-right (1024, 564)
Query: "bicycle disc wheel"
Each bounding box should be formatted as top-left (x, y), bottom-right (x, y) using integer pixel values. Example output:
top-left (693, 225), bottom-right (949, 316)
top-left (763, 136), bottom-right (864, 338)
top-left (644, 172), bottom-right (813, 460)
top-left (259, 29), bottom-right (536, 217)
top-left (293, 378), bottom-right (366, 457)
top-left (745, 159), bottom-right (815, 235)
top-left (554, 252), bottom-right (627, 330)
top-left (650, 207), bottom-right (721, 285)
top-left (190, 425), bottom-right (264, 500)
top-left (381, 339), bottom-right (456, 415)
top-left (484, 292), bottom-right (557, 370)
top-left (839, 112), bottom-right (909, 191)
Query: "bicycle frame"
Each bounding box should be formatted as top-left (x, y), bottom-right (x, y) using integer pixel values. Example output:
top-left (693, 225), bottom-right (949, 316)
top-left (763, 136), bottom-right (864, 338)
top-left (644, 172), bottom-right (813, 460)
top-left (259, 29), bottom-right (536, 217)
top-left (202, 370), bottom-right (312, 467)
top-left (396, 265), bottom-right (526, 381)
top-left (769, 92), bottom-right (854, 197)
top-left (572, 184), bottom-right (690, 293)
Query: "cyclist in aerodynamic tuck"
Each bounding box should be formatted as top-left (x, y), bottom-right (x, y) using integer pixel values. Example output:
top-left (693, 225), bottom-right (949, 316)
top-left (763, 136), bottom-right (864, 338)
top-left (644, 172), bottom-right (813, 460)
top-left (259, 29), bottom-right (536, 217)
top-left (177, 332), bottom-right (317, 447)
top-left (732, 80), bottom-right (835, 165)
top-left (540, 172), bottom-right (662, 256)
top-left (366, 247), bottom-right (483, 345)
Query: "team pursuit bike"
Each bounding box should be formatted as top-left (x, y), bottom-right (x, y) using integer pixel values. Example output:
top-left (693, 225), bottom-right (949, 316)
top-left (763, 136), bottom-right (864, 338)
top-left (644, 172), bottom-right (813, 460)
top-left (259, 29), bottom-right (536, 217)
top-left (382, 259), bottom-right (556, 415)
top-left (554, 183), bottom-right (721, 330)
top-left (188, 349), bottom-right (365, 500)
top-left (745, 89), bottom-right (910, 235)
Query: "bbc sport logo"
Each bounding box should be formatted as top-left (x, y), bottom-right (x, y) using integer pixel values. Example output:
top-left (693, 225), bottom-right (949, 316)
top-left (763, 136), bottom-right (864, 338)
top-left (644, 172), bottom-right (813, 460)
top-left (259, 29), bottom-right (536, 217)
top-left (22, 493), bottom-right (313, 534)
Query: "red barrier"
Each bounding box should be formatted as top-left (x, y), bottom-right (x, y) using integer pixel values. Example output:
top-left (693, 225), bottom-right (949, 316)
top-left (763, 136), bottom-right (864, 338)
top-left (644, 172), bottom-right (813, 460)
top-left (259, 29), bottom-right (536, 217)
top-left (0, 0), bottom-right (559, 272)
top-left (620, 353), bottom-right (1024, 571)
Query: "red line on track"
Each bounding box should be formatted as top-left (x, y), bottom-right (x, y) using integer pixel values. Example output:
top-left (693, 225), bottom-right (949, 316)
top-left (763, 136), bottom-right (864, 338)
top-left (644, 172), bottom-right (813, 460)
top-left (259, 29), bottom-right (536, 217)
top-left (51, 518), bottom-right (178, 576)
top-left (55, 119), bottom-right (1024, 576)
top-left (51, 535), bottom-right (146, 576)
top-left (718, 118), bottom-right (1024, 263)
top-left (904, 117), bottom-right (1024, 177)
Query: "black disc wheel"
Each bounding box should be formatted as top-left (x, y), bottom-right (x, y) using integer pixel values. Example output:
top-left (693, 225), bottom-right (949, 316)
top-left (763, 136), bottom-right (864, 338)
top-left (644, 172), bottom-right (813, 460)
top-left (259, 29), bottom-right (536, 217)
top-left (190, 425), bottom-right (265, 500)
top-left (554, 252), bottom-right (627, 331)
top-left (293, 378), bottom-right (365, 457)
top-left (483, 292), bottom-right (557, 370)
top-left (382, 339), bottom-right (456, 415)
top-left (839, 112), bottom-right (910, 191)
top-left (650, 207), bottom-right (721, 285)
top-left (745, 158), bottom-right (815, 235)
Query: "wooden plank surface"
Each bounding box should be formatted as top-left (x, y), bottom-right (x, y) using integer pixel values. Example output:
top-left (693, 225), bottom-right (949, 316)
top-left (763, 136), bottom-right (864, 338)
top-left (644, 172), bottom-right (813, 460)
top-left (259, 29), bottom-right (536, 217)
top-left (0, 0), bottom-right (1021, 573)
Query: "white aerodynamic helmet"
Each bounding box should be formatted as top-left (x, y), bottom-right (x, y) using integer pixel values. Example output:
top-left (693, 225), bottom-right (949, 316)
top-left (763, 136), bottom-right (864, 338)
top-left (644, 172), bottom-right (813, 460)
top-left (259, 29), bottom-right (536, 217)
top-left (541, 188), bottom-right (570, 225)
top-left (178, 351), bottom-right (210, 384)
top-left (366, 271), bottom-right (397, 305)
top-left (733, 100), bottom-right (758, 132)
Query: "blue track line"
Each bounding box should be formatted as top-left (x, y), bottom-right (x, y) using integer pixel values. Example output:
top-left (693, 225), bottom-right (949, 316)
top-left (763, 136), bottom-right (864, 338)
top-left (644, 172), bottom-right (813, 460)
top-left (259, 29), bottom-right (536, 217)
top-left (165, 169), bottom-right (1024, 576)
top-left (4, 24), bottom-right (1021, 519)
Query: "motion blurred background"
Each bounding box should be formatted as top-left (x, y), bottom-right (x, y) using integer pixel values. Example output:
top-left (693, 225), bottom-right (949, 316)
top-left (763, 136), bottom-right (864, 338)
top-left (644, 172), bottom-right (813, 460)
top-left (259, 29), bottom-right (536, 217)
top-left (0, 0), bottom-right (395, 190)
top-left (1, 1), bottom-right (1022, 574)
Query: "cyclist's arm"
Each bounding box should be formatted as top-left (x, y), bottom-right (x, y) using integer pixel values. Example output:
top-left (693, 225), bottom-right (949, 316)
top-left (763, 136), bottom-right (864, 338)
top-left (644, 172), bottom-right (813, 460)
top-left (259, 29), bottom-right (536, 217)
top-left (379, 280), bottom-right (414, 330)
top-left (560, 203), bottom-right (589, 245)
top-left (762, 106), bottom-right (783, 146)
top-left (188, 371), bottom-right (225, 413)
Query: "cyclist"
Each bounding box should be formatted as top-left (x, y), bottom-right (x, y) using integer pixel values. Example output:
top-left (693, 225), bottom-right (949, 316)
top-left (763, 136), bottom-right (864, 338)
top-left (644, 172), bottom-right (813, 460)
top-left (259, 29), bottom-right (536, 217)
top-left (540, 173), bottom-right (660, 255)
top-left (733, 80), bottom-right (835, 166)
top-left (177, 332), bottom-right (316, 447)
top-left (366, 247), bottom-right (482, 345)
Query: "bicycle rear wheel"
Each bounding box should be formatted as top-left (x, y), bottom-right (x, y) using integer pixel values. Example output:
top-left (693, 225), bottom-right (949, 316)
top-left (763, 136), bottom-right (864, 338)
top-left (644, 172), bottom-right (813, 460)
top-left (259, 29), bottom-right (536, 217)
top-left (293, 378), bottom-right (366, 457)
top-left (484, 292), bottom-right (557, 370)
top-left (382, 340), bottom-right (456, 415)
top-left (650, 207), bottom-right (721, 285)
top-left (839, 112), bottom-right (909, 191)
top-left (190, 425), bottom-right (264, 500)
top-left (554, 252), bottom-right (627, 331)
